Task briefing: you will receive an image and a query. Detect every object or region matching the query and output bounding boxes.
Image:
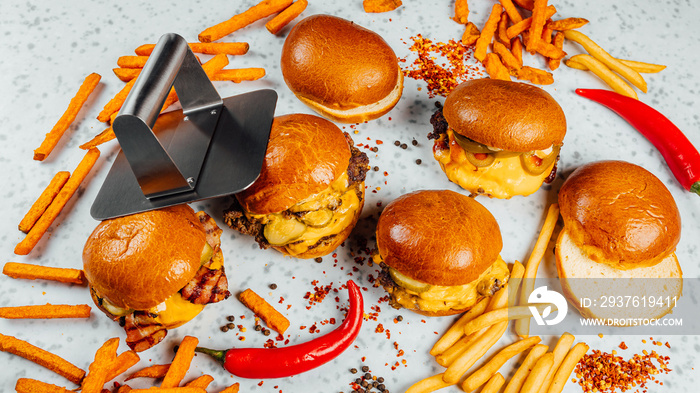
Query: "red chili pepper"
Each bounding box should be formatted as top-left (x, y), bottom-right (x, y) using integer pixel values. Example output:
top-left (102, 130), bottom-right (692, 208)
top-left (575, 88), bottom-right (700, 196)
top-left (195, 280), bottom-right (363, 379)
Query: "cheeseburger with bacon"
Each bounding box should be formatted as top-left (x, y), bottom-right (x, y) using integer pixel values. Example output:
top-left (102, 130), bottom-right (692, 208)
top-left (429, 79), bottom-right (566, 198)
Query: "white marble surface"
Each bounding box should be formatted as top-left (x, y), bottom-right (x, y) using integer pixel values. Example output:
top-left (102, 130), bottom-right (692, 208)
top-left (1, 0), bottom-right (699, 392)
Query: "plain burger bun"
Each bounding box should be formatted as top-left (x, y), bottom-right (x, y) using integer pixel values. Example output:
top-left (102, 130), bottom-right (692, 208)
top-left (236, 114), bottom-right (352, 215)
top-left (558, 160), bottom-right (681, 269)
top-left (376, 189), bottom-right (502, 286)
top-left (281, 14), bottom-right (403, 123)
top-left (83, 205), bottom-right (206, 310)
top-left (443, 79), bottom-right (566, 152)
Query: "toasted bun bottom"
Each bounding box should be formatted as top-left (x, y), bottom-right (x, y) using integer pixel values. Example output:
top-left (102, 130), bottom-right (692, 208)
top-left (406, 302), bottom-right (483, 317)
top-left (556, 230), bottom-right (682, 325)
top-left (296, 68), bottom-right (403, 124)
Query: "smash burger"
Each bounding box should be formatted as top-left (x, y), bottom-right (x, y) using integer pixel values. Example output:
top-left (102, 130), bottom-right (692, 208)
top-left (429, 79), bottom-right (566, 198)
top-left (83, 205), bottom-right (229, 352)
top-left (224, 114), bottom-right (369, 259)
top-left (375, 190), bottom-right (509, 316)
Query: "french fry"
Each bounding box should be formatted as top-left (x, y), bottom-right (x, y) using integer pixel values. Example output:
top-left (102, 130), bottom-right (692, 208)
top-left (117, 385), bottom-right (133, 393)
top-left (211, 68), bottom-right (267, 82)
top-left (160, 336), bottom-right (198, 388)
top-left (117, 56), bottom-right (149, 69)
top-left (521, 352), bottom-right (554, 393)
top-left (485, 260), bottom-right (524, 313)
top-left (363, 0), bottom-right (402, 13)
top-left (506, 5), bottom-right (556, 39)
top-left (503, 344), bottom-right (549, 393)
top-left (0, 304), bottom-right (91, 319)
top-left (81, 338), bottom-right (120, 393)
top-left (131, 388), bottom-right (206, 393)
top-left (80, 125), bottom-right (115, 149)
top-left (511, 37), bottom-right (524, 65)
top-left (483, 52), bottom-right (511, 81)
top-left (430, 297), bottom-right (489, 356)
top-left (105, 350), bottom-right (140, 383)
top-left (3, 262), bottom-right (85, 284)
top-left (113, 68), bottom-right (141, 82)
top-left (516, 66), bottom-right (554, 85)
top-left (482, 373), bottom-right (506, 393)
top-left (507, 261), bottom-right (525, 307)
top-left (526, 0), bottom-right (549, 53)
top-left (565, 54), bottom-right (638, 99)
top-left (512, 0), bottom-right (534, 10)
top-left (546, 17), bottom-right (589, 31)
top-left (617, 58), bottom-right (666, 73)
top-left (239, 288), bottom-right (290, 334)
top-left (406, 373), bottom-right (453, 393)
top-left (135, 42), bottom-right (250, 56)
top-left (493, 41), bottom-right (522, 72)
top-left (15, 378), bottom-right (73, 393)
top-left (515, 203), bottom-right (560, 337)
top-left (18, 171), bottom-right (70, 233)
top-left (499, 0), bottom-right (522, 23)
top-left (474, 4), bottom-right (503, 62)
top-left (33, 73), bottom-right (101, 161)
top-left (198, 0), bottom-right (293, 42)
top-left (97, 78), bottom-right (135, 122)
top-left (15, 148), bottom-right (101, 255)
top-left (452, 0), bottom-right (469, 23)
top-left (564, 29), bottom-right (647, 93)
top-left (547, 342), bottom-right (589, 393)
top-left (442, 321), bottom-right (508, 384)
top-left (463, 305), bottom-right (550, 337)
top-left (537, 333), bottom-right (575, 393)
top-left (435, 328), bottom-right (487, 367)
top-left (547, 31), bottom-right (565, 70)
top-left (185, 375), bottom-right (214, 389)
top-left (497, 12), bottom-right (511, 49)
top-left (461, 22), bottom-right (481, 46)
top-left (0, 333), bottom-right (85, 384)
top-left (219, 383), bottom-right (240, 393)
top-left (125, 364), bottom-right (170, 381)
top-left (462, 336), bottom-right (541, 391)
top-left (266, 0), bottom-right (308, 33)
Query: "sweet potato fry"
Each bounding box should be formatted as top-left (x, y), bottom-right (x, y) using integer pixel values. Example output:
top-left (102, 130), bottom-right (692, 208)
top-left (483, 53), bottom-right (511, 81)
top-left (475, 4), bottom-right (503, 62)
top-left (516, 66), bottom-right (554, 85)
top-left (97, 78), bottom-right (135, 122)
top-left (565, 54), bottom-right (638, 99)
top-left (125, 364), bottom-right (170, 381)
top-left (499, 0), bottom-right (522, 23)
top-left (199, 0), bottom-right (293, 42)
top-left (33, 73), bottom-right (101, 161)
top-left (117, 56), bottom-right (149, 69)
top-left (511, 36), bottom-right (524, 65)
top-left (493, 41), bottom-right (522, 72)
top-left (18, 171), bottom-right (70, 233)
top-left (105, 350), bottom-right (140, 382)
top-left (506, 5), bottom-right (556, 39)
top-left (547, 31), bottom-right (565, 70)
top-left (534, 41), bottom-right (566, 60)
top-left (267, 0), bottom-right (308, 33)
top-left (363, 0), bottom-right (402, 13)
top-left (80, 126), bottom-right (115, 149)
top-left (185, 375), bottom-right (214, 389)
top-left (81, 337), bottom-right (120, 393)
top-left (15, 378), bottom-right (74, 393)
top-left (219, 383), bottom-right (240, 393)
top-left (117, 386), bottom-right (133, 393)
top-left (0, 333), bottom-right (85, 384)
top-left (546, 17), bottom-right (589, 31)
top-left (15, 148), bottom-right (100, 255)
top-left (461, 22), bottom-right (481, 46)
top-left (135, 42), bottom-right (250, 56)
top-left (497, 12), bottom-right (511, 49)
top-left (113, 68), bottom-right (141, 82)
top-left (512, 0), bottom-right (534, 10)
top-left (526, 0), bottom-right (549, 53)
top-left (211, 68), bottom-right (266, 82)
top-left (0, 304), bottom-right (90, 319)
top-left (452, 0), bottom-right (469, 23)
top-left (131, 388), bottom-right (206, 393)
top-left (3, 262), bottom-right (85, 284)
top-left (239, 288), bottom-right (290, 334)
top-left (160, 336), bottom-right (198, 388)
top-left (160, 54), bottom-right (230, 113)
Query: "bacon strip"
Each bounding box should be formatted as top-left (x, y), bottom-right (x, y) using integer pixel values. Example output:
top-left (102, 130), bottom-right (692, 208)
top-left (196, 211), bottom-right (222, 252)
top-left (123, 312), bottom-right (167, 352)
top-left (181, 252), bottom-right (230, 304)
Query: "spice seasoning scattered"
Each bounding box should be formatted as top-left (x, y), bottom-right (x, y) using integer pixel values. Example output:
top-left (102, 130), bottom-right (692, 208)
top-left (348, 364), bottom-right (390, 393)
top-left (400, 34), bottom-right (483, 98)
top-left (575, 347), bottom-right (671, 393)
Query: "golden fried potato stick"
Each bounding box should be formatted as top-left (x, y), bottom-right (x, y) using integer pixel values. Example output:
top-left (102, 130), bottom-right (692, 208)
top-left (537, 333), bottom-right (575, 393)
top-left (565, 54), bottom-right (638, 99)
top-left (135, 42), bottom-right (249, 56)
top-left (0, 304), bottom-right (91, 319)
top-left (18, 171), bottom-right (70, 233)
top-left (3, 262), bottom-right (85, 284)
top-left (15, 148), bottom-right (101, 255)
top-left (406, 373), bottom-right (453, 393)
top-left (442, 321), bottom-right (508, 384)
top-left (160, 336), bottom-right (198, 388)
top-left (452, 0), bottom-right (469, 23)
top-left (521, 352), bottom-right (554, 393)
top-left (475, 4), bottom-right (504, 62)
top-left (547, 342), bottom-right (589, 393)
top-left (81, 337), bottom-right (119, 393)
top-left (0, 333), bottom-right (85, 384)
top-left (430, 297), bottom-right (489, 356)
top-left (435, 328), bottom-right (487, 367)
top-left (617, 59), bottom-right (666, 73)
top-left (564, 30), bottom-right (647, 93)
top-left (482, 373), bottom-right (506, 393)
top-left (34, 73), bottom-right (101, 161)
top-left (239, 288), bottom-right (290, 334)
top-left (199, 0), bottom-right (293, 42)
top-left (462, 336), bottom-right (541, 391)
top-left (266, 0), bottom-right (308, 33)
top-left (15, 378), bottom-right (74, 393)
top-left (503, 344), bottom-right (549, 393)
top-left (463, 304), bottom-right (551, 337)
top-left (507, 261), bottom-right (525, 307)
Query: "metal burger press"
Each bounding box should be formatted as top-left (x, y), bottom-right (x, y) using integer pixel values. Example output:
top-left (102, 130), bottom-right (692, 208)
top-left (91, 33), bottom-right (277, 220)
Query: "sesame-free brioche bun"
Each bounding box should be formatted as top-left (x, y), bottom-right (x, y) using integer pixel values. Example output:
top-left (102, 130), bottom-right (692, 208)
top-left (82, 205), bottom-right (206, 310)
top-left (376, 189), bottom-right (503, 286)
top-left (443, 79), bottom-right (566, 152)
top-left (236, 113), bottom-right (352, 215)
top-left (558, 160), bottom-right (681, 269)
top-left (280, 14), bottom-right (403, 123)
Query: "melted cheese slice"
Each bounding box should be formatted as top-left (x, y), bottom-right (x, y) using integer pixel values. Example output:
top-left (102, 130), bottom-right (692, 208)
top-left (150, 293), bottom-right (205, 328)
top-left (388, 256), bottom-right (510, 313)
top-left (435, 130), bottom-right (555, 198)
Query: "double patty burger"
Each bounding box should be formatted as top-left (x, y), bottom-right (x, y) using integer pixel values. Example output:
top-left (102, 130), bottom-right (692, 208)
top-left (224, 114), bottom-right (369, 259)
top-left (375, 190), bottom-right (509, 316)
top-left (429, 79), bottom-right (566, 198)
top-left (83, 205), bottom-right (229, 352)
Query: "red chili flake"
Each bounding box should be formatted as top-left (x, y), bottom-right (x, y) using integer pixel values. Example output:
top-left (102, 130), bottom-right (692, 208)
top-left (575, 347), bottom-right (672, 393)
top-left (375, 323), bottom-right (385, 333)
top-left (376, 140), bottom-right (384, 145)
top-left (258, 381), bottom-right (264, 386)
top-left (619, 342), bottom-right (628, 350)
